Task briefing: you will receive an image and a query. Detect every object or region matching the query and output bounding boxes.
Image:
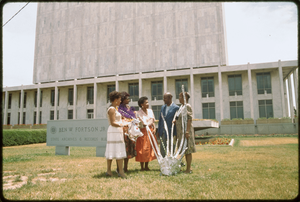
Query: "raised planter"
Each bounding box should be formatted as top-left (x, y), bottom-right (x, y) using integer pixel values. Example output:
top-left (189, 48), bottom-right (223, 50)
top-left (32, 124), bottom-right (47, 129)
top-left (256, 119), bottom-right (268, 124)
top-left (221, 120), bottom-right (254, 125)
top-left (294, 117), bottom-right (298, 124)
top-left (3, 125), bottom-right (12, 129)
top-left (281, 119), bottom-right (292, 123)
top-left (12, 124), bottom-right (32, 129)
top-left (257, 119), bottom-right (292, 124)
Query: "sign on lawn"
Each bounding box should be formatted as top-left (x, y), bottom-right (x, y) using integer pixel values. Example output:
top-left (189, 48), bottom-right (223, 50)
top-left (47, 119), bottom-right (109, 157)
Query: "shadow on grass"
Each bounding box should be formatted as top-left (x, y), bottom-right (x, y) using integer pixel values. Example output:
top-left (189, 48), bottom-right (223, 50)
top-left (92, 168), bottom-right (162, 179)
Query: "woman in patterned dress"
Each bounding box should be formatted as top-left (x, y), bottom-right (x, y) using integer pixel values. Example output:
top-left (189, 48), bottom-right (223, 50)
top-left (175, 92), bottom-right (196, 174)
top-left (105, 91), bottom-right (129, 178)
top-left (117, 91), bottom-right (137, 172)
top-left (135, 96), bottom-right (157, 171)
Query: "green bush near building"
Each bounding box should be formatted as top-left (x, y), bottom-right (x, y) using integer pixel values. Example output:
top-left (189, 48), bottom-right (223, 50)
top-left (2, 129), bottom-right (47, 147)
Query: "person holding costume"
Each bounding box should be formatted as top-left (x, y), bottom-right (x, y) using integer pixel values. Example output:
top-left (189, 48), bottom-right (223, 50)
top-left (116, 91), bottom-right (137, 173)
top-left (105, 91), bottom-right (129, 178)
top-left (174, 92), bottom-right (196, 174)
top-left (135, 96), bottom-right (157, 171)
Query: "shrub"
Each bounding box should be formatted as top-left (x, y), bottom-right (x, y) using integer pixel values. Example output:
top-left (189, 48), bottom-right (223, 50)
top-left (282, 117), bottom-right (291, 119)
top-left (268, 117), bottom-right (278, 119)
top-left (257, 117), bottom-right (267, 120)
top-left (232, 118), bottom-right (243, 120)
top-left (222, 118), bottom-right (231, 121)
top-left (3, 129), bottom-right (47, 147)
top-left (244, 118), bottom-right (253, 120)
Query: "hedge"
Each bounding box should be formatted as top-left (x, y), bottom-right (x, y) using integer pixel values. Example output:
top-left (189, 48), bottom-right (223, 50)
top-left (3, 129), bottom-right (47, 147)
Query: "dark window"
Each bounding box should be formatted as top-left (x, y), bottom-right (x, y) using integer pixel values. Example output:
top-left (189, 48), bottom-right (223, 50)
top-left (34, 112), bottom-right (37, 124)
top-left (39, 111), bottom-right (42, 124)
top-left (50, 110), bottom-right (54, 120)
top-left (133, 106), bottom-right (139, 111)
top-left (51, 90), bottom-right (55, 106)
top-left (128, 83), bottom-right (139, 101)
top-left (87, 109), bottom-right (94, 119)
top-left (23, 92), bottom-right (27, 108)
top-left (151, 81), bottom-right (163, 100)
top-left (202, 103), bottom-right (215, 119)
top-left (87, 87), bottom-right (94, 104)
top-left (40, 91), bottom-right (43, 107)
top-left (57, 89), bottom-right (60, 106)
top-left (201, 77), bottom-right (214, 97)
top-left (18, 112), bottom-right (20, 125)
top-left (258, 100), bottom-right (273, 118)
top-left (175, 79), bottom-right (188, 99)
top-left (107, 84), bottom-right (115, 103)
top-left (230, 101), bottom-right (244, 119)
top-left (22, 112), bottom-right (26, 124)
top-left (19, 92), bottom-right (21, 108)
top-left (228, 75), bottom-right (242, 96)
top-left (34, 91), bottom-right (37, 107)
top-left (7, 113), bottom-right (11, 125)
top-left (68, 88), bottom-right (73, 105)
top-left (256, 72), bottom-right (271, 94)
top-left (152, 105), bottom-right (162, 120)
top-left (8, 93), bottom-right (12, 109)
top-left (68, 110), bottom-right (73, 119)
top-left (57, 110), bottom-right (59, 120)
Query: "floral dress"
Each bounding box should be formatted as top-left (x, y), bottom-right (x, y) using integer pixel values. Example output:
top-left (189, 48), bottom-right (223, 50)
top-left (175, 104), bottom-right (196, 154)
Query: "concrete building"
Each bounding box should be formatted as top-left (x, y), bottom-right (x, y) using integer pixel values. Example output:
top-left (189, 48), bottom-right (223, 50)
top-left (3, 2), bottom-right (298, 134)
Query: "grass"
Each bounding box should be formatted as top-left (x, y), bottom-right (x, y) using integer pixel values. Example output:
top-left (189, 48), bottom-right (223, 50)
top-left (2, 136), bottom-right (299, 200)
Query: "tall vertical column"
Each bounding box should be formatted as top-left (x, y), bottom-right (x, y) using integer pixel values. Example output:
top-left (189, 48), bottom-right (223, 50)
top-left (73, 80), bottom-right (77, 119)
top-left (287, 75), bottom-right (294, 118)
top-left (283, 79), bottom-right (289, 116)
top-left (218, 65), bottom-right (223, 120)
top-left (94, 79), bottom-right (97, 119)
top-left (278, 60), bottom-right (286, 117)
top-left (3, 90), bottom-right (8, 125)
top-left (139, 72), bottom-right (142, 98)
top-left (293, 68), bottom-right (298, 110)
top-left (54, 82), bottom-right (58, 120)
top-left (36, 87), bottom-right (41, 124)
top-left (190, 67), bottom-right (195, 113)
top-left (247, 63), bottom-right (254, 119)
top-left (116, 74), bottom-right (119, 91)
top-left (164, 70), bottom-right (167, 93)
top-left (19, 88), bottom-right (24, 124)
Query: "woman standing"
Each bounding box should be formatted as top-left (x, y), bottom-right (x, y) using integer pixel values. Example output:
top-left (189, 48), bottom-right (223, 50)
top-left (117, 91), bottom-right (137, 172)
top-left (135, 96), bottom-right (157, 171)
top-left (175, 92), bottom-right (196, 174)
top-left (105, 91), bottom-right (128, 178)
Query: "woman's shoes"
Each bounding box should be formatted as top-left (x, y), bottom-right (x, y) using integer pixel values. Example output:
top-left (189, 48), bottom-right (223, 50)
top-left (118, 173), bottom-right (127, 179)
top-left (183, 170), bottom-right (193, 174)
top-left (105, 172), bottom-right (112, 177)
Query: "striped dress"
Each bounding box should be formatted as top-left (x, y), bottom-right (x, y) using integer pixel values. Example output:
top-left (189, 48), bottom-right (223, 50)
top-left (105, 106), bottom-right (127, 160)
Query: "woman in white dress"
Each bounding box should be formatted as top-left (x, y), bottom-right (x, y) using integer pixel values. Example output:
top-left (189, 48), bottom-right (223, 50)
top-left (105, 91), bottom-right (129, 178)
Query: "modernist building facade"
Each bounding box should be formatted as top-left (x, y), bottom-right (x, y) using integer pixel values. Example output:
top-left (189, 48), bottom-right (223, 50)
top-left (2, 2), bottom-right (298, 130)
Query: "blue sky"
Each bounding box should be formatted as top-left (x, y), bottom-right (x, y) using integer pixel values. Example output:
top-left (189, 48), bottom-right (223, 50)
top-left (3, 2), bottom-right (297, 88)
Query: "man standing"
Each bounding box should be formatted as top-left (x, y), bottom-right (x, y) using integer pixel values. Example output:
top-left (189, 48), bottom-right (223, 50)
top-left (157, 92), bottom-right (179, 157)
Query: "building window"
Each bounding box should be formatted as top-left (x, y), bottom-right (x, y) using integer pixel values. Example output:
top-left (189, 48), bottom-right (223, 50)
top-left (152, 105), bottom-right (162, 120)
top-left (87, 87), bottom-right (94, 104)
top-left (256, 72), bottom-right (271, 94)
top-left (57, 110), bottom-right (59, 120)
top-left (51, 90), bottom-right (55, 106)
top-left (87, 109), bottom-right (94, 119)
top-left (34, 112), bottom-right (37, 124)
top-left (151, 81), bottom-right (163, 100)
top-left (128, 83), bottom-right (139, 101)
top-left (18, 112), bottom-right (20, 125)
top-left (22, 112), bottom-right (26, 124)
top-left (34, 91), bottom-right (37, 107)
top-left (107, 84), bottom-right (115, 103)
top-left (258, 100), bottom-right (273, 118)
top-left (228, 75), bottom-right (242, 96)
top-left (230, 101), bottom-right (244, 119)
top-left (201, 77), bottom-right (214, 97)
top-left (175, 79), bottom-right (188, 99)
top-left (19, 92), bottom-right (21, 108)
top-left (68, 110), bottom-right (73, 119)
top-left (7, 113), bottom-right (11, 125)
top-left (202, 103), bottom-right (215, 119)
top-left (40, 91), bottom-right (43, 107)
top-left (8, 93), bottom-right (12, 109)
top-left (39, 111), bottom-right (42, 124)
top-left (23, 92), bottom-right (27, 108)
top-left (57, 89), bottom-right (60, 106)
top-left (50, 110), bottom-right (54, 120)
top-left (68, 88), bottom-right (73, 105)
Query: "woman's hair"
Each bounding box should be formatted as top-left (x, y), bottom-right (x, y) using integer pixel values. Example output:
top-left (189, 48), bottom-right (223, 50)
top-left (120, 91), bottom-right (130, 104)
top-left (179, 92), bottom-right (190, 101)
top-left (109, 91), bottom-right (121, 103)
top-left (138, 96), bottom-right (148, 108)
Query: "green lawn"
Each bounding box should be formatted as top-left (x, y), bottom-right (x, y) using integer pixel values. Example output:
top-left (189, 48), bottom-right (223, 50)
top-left (2, 136), bottom-right (298, 200)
